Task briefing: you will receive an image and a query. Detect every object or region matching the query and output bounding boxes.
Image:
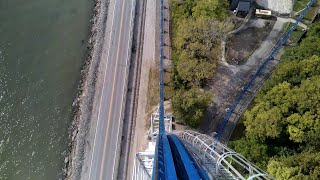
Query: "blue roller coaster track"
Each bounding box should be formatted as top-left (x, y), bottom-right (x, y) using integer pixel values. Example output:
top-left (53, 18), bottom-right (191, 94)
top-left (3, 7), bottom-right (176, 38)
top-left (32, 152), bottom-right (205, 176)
top-left (151, 0), bottom-right (316, 179)
top-left (215, 0), bottom-right (316, 141)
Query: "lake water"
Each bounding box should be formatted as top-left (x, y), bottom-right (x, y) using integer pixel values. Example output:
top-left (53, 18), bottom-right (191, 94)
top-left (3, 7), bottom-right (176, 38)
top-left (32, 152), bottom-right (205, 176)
top-left (0, 0), bottom-right (93, 179)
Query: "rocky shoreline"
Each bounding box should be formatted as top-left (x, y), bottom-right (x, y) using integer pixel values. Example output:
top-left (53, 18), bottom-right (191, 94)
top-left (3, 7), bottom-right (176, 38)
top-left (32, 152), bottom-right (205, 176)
top-left (62, 0), bottom-right (110, 179)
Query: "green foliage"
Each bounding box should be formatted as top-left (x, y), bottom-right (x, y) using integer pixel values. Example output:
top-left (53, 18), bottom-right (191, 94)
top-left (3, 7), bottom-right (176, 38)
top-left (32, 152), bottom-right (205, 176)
top-left (307, 23), bottom-right (320, 38)
top-left (170, 0), bottom-right (232, 127)
top-left (293, 0), bottom-right (311, 12)
top-left (286, 77), bottom-right (320, 144)
top-left (229, 138), bottom-right (269, 169)
top-left (172, 87), bottom-right (213, 127)
top-left (245, 76), bottom-right (320, 144)
top-left (282, 36), bottom-right (320, 61)
top-left (171, 0), bottom-right (233, 86)
top-left (176, 54), bottom-right (216, 85)
top-left (191, 0), bottom-right (228, 20)
top-left (230, 23), bottom-right (320, 177)
top-left (244, 82), bottom-right (292, 140)
top-left (171, 0), bottom-right (228, 23)
top-left (259, 55), bottom-right (320, 95)
top-left (268, 151), bottom-right (320, 180)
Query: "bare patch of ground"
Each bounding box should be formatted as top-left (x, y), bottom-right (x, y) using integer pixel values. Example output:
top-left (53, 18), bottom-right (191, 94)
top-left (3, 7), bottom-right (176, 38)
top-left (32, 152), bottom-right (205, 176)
top-left (145, 67), bottom-right (160, 130)
top-left (230, 15), bottom-right (246, 29)
top-left (226, 18), bottom-right (276, 65)
top-left (126, 0), bottom-right (157, 178)
top-left (199, 17), bottom-right (288, 142)
top-left (144, 65), bottom-right (173, 129)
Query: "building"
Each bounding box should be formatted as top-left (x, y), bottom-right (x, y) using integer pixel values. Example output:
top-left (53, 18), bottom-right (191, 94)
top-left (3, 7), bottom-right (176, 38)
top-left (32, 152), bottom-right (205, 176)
top-left (229, 0), bottom-right (253, 11)
top-left (255, 0), bottom-right (293, 14)
top-left (234, 1), bottom-right (252, 17)
top-left (231, 0), bottom-right (293, 15)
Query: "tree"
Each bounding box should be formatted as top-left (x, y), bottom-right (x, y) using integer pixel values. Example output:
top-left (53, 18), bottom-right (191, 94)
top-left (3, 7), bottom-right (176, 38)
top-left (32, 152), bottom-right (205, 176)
top-left (171, 0), bottom-right (195, 23)
top-left (176, 52), bottom-right (216, 85)
top-left (244, 82), bottom-right (292, 140)
top-left (172, 87), bottom-right (213, 127)
top-left (173, 16), bottom-right (233, 85)
top-left (230, 23), bottom-right (320, 176)
top-left (268, 151), bottom-right (320, 180)
top-left (229, 137), bottom-right (269, 169)
top-left (282, 37), bottom-right (320, 61)
top-left (258, 55), bottom-right (320, 98)
top-left (307, 23), bottom-right (320, 38)
top-left (286, 76), bottom-right (320, 145)
top-left (170, 0), bottom-right (231, 128)
top-left (192, 0), bottom-right (228, 20)
top-left (245, 76), bottom-right (320, 144)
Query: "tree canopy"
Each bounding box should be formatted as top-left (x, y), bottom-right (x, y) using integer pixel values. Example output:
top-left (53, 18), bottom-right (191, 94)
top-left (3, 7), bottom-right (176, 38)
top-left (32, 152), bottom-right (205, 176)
top-left (172, 87), bottom-right (213, 127)
top-left (171, 0), bottom-right (232, 86)
top-left (245, 76), bottom-right (320, 144)
top-left (268, 151), bottom-right (320, 180)
top-left (230, 23), bottom-right (320, 178)
top-left (170, 0), bottom-right (232, 126)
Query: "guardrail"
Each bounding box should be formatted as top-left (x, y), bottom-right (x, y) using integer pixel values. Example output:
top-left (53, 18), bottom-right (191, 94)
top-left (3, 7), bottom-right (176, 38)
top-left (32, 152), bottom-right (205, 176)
top-left (176, 130), bottom-right (271, 180)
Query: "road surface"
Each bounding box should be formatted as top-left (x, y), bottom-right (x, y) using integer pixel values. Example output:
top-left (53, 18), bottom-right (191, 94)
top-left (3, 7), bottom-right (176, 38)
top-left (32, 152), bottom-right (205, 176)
top-left (87, 0), bottom-right (135, 179)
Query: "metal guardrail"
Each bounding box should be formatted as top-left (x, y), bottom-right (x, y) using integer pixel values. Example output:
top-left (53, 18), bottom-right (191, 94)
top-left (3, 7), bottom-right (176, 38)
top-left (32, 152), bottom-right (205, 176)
top-left (215, 0), bottom-right (316, 140)
top-left (133, 153), bottom-right (153, 180)
top-left (176, 130), bottom-right (271, 180)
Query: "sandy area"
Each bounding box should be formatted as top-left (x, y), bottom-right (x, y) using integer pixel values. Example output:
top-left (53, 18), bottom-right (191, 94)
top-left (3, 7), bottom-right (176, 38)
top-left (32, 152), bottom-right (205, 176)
top-left (132, 0), bottom-right (157, 157)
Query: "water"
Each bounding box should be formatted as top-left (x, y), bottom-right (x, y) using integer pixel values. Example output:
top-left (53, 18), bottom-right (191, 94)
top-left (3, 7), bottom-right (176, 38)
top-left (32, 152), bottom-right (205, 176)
top-left (0, 0), bottom-right (93, 179)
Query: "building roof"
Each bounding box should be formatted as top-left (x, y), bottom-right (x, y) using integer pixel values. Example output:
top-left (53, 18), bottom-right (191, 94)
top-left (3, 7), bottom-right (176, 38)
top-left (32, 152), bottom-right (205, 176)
top-left (230, 0), bottom-right (240, 10)
top-left (237, 1), bottom-right (251, 12)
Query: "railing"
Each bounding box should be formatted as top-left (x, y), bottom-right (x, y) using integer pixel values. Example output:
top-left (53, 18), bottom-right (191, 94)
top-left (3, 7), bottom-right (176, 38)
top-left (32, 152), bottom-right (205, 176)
top-left (133, 153), bottom-right (153, 180)
top-left (176, 130), bottom-right (271, 180)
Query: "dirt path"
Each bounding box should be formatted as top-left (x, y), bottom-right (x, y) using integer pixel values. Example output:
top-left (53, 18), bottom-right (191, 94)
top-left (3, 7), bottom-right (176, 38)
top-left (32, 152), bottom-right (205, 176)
top-left (126, 0), bottom-right (157, 178)
top-left (199, 17), bottom-right (288, 142)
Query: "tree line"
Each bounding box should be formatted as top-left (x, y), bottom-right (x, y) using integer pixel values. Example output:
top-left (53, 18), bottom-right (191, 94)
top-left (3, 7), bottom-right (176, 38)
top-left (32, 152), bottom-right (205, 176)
top-left (230, 23), bottom-right (320, 179)
top-left (170, 0), bottom-right (233, 127)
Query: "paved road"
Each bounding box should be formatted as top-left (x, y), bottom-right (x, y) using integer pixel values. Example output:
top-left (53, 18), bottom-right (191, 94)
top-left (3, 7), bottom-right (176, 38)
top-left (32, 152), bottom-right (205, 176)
top-left (87, 0), bottom-right (135, 179)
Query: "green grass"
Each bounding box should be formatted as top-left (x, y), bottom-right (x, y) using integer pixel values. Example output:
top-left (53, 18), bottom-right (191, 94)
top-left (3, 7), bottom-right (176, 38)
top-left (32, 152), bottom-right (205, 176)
top-left (294, 0), bottom-right (312, 12)
top-left (164, 71), bottom-right (174, 100)
top-left (304, 7), bottom-right (319, 21)
top-left (294, 0), bottom-right (320, 24)
top-left (145, 67), bottom-right (175, 129)
top-left (145, 67), bottom-right (160, 129)
top-left (283, 23), bottom-right (306, 45)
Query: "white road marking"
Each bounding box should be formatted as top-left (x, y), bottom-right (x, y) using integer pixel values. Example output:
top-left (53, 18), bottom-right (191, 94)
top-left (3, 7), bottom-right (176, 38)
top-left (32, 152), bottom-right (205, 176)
top-left (87, 0), bottom-right (117, 179)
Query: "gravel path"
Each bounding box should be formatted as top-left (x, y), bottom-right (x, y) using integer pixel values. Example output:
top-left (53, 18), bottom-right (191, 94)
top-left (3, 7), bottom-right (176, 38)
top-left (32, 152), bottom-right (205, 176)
top-left (126, 0), bottom-right (157, 178)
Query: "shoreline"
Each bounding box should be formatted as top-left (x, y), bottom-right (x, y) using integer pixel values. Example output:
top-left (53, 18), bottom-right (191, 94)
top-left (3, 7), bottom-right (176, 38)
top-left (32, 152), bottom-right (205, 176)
top-left (62, 0), bottom-right (110, 179)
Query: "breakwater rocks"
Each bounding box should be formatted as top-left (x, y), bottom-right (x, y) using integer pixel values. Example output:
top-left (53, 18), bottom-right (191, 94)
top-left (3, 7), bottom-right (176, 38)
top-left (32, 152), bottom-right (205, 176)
top-left (63, 0), bottom-right (110, 179)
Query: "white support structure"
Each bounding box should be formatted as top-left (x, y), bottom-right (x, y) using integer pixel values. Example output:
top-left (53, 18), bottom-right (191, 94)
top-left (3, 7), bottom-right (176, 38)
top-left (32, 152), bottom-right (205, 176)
top-left (132, 142), bottom-right (155, 180)
top-left (148, 108), bottom-right (172, 142)
top-left (132, 109), bottom-right (172, 180)
top-left (175, 130), bottom-right (271, 180)
top-left (133, 112), bottom-right (272, 180)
